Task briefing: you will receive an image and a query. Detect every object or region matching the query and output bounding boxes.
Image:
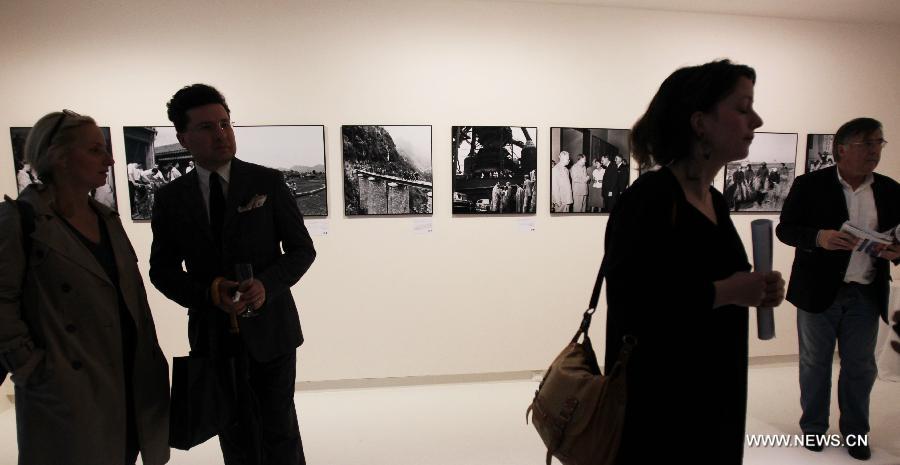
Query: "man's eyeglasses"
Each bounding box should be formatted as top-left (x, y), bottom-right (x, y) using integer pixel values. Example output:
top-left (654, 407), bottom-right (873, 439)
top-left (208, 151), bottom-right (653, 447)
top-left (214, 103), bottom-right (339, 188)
top-left (188, 120), bottom-right (233, 134)
top-left (843, 139), bottom-right (888, 150)
top-left (46, 109), bottom-right (81, 147)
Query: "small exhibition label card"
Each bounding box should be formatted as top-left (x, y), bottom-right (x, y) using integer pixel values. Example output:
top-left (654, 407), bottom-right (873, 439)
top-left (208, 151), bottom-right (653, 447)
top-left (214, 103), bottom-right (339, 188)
top-left (518, 218), bottom-right (536, 233)
top-left (306, 219), bottom-right (330, 236)
top-left (413, 218), bottom-right (433, 234)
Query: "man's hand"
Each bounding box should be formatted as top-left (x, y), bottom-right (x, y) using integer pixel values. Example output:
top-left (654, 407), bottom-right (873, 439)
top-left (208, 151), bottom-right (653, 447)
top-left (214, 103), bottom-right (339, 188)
top-left (817, 230), bottom-right (859, 251)
top-left (213, 279), bottom-right (241, 315)
top-left (878, 244), bottom-right (900, 261)
top-left (236, 279), bottom-right (266, 313)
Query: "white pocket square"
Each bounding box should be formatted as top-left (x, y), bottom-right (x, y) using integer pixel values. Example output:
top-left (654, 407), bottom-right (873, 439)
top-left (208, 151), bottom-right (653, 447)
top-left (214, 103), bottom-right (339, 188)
top-left (238, 194), bottom-right (267, 213)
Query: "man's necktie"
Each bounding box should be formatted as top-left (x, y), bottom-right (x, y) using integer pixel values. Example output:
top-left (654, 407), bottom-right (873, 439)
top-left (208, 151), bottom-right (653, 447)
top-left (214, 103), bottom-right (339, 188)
top-left (209, 172), bottom-right (225, 248)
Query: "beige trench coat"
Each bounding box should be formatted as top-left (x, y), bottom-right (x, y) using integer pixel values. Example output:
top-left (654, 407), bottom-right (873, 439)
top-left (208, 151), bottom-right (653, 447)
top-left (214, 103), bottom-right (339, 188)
top-left (0, 185), bottom-right (169, 465)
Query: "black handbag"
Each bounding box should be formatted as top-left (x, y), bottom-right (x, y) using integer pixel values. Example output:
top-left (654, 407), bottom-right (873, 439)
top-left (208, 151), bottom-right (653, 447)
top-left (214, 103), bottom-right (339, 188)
top-left (169, 349), bottom-right (238, 450)
top-left (169, 312), bottom-right (241, 451)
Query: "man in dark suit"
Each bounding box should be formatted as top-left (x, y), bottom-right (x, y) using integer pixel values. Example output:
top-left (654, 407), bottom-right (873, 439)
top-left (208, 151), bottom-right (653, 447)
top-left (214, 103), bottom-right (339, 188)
top-left (777, 117), bottom-right (900, 461)
top-left (600, 155), bottom-right (617, 213)
top-left (150, 84), bottom-right (316, 465)
top-left (601, 154), bottom-right (628, 213)
top-left (615, 154), bottom-right (629, 199)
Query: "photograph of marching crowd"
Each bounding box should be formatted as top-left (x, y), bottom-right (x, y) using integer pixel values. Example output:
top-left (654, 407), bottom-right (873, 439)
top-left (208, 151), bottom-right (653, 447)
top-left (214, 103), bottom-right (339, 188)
top-left (550, 127), bottom-right (630, 214)
top-left (10, 126), bottom-right (118, 210)
top-left (342, 125), bottom-right (433, 215)
top-left (124, 125), bottom-right (327, 220)
top-left (452, 126), bottom-right (537, 214)
top-left (805, 133), bottom-right (835, 173)
top-left (722, 132), bottom-right (798, 213)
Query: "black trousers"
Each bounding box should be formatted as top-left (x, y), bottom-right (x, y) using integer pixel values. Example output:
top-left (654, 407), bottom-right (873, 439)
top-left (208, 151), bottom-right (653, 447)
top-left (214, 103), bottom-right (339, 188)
top-left (219, 342), bottom-right (305, 465)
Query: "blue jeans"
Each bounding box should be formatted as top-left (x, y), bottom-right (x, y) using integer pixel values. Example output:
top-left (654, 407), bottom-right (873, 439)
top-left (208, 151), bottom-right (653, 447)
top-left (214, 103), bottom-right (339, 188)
top-left (797, 283), bottom-right (879, 437)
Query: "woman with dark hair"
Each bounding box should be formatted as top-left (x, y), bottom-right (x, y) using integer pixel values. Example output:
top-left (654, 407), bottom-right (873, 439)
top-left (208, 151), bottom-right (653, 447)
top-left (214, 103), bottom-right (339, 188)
top-left (0, 111), bottom-right (170, 465)
top-left (603, 60), bottom-right (785, 464)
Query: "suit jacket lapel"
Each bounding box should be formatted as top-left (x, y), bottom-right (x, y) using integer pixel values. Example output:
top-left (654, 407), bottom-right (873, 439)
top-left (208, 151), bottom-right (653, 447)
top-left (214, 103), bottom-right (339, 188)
top-left (223, 158), bottom-right (246, 232)
top-left (871, 176), bottom-right (892, 232)
top-left (826, 166), bottom-right (850, 224)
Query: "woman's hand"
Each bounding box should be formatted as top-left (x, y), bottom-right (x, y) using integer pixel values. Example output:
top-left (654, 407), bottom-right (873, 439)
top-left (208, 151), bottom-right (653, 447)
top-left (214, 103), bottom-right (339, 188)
top-left (714, 271), bottom-right (785, 308)
top-left (759, 271), bottom-right (786, 308)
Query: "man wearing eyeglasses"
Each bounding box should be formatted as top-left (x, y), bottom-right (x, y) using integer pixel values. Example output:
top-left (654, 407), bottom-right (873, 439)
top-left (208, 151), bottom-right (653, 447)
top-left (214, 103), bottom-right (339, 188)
top-left (149, 84), bottom-right (316, 465)
top-left (777, 117), bottom-right (900, 461)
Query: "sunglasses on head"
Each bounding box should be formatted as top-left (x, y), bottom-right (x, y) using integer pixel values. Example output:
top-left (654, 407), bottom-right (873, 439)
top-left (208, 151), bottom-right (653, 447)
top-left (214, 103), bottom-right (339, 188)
top-left (45, 109), bottom-right (81, 147)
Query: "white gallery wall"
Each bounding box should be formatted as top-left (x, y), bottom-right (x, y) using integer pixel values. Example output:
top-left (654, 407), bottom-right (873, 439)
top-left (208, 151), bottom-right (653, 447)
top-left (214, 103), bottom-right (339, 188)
top-left (1, 0), bottom-right (899, 383)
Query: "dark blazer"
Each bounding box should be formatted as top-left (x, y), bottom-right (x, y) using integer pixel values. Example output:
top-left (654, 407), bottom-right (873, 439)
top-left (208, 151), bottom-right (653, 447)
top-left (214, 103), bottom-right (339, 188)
top-left (601, 164), bottom-right (619, 198)
top-left (616, 163), bottom-right (629, 194)
top-left (150, 158), bottom-right (316, 361)
top-left (776, 165), bottom-right (900, 322)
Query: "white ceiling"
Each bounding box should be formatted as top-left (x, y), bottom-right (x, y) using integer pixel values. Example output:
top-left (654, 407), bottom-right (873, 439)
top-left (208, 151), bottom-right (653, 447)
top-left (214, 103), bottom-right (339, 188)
top-left (508, 0), bottom-right (900, 26)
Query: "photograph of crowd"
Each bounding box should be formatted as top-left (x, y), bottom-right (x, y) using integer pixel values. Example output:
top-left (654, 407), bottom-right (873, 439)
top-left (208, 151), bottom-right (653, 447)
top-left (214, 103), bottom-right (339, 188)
top-left (805, 133), bottom-right (835, 173)
top-left (124, 125), bottom-right (327, 221)
top-left (10, 126), bottom-right (118, 211)
top-left (342, 125), bottom-right (433, 216)
top-left (452, 126), bottom-right (537, 214)
top-left (550, 127), bottom-right (630, 214)
top-left (722, 132), bottom-right (798, 213)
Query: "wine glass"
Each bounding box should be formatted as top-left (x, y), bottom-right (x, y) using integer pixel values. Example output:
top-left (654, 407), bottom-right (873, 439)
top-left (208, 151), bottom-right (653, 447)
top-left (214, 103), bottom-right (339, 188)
top-left (234, 263), bottom-right (259, 319)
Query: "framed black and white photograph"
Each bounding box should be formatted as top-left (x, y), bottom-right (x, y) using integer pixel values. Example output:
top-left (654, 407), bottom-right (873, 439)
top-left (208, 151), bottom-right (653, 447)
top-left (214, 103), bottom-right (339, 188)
top-left (805, 133), bottom-right (835, 173)
top-left (451, 126), bottom-right (537, 214)
top-left (342, 125), bottom-right (433, 216)
top-left (721, 132), bottom-right (798, 213)
top-left (550, 127), bottom-right (630, 214)
top-left (123, 125), bottom-right (327, 221)
top-left (10, 126), bottom-right (118, 211)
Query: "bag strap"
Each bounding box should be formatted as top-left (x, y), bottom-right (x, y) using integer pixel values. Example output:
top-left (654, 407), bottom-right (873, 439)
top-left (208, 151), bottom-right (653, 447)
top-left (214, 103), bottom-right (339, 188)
top-left (570, 258), bottom-right (606, 344)
top-left (0, 197), bottom-right (35, 386)
top-left (571, 258), bottom-right (638, 356)
top-left (570, 186), bottom-right (672, 343)
top-left (3, 195), bottom-right (36, 259)
top-left (607, 334), bottom-right (638, 377)
top-left (15, 199), bottom-right (36, 259)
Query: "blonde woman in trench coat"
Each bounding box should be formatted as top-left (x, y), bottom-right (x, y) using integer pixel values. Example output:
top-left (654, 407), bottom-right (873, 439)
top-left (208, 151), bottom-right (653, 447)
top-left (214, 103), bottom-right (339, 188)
top-left (0, 111), bottom-right (170, 465)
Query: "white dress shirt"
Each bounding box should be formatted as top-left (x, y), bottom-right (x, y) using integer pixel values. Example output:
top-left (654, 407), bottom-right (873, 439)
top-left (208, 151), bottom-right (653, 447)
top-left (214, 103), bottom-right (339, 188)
top-left (837, 169), bottom-right (878, 284)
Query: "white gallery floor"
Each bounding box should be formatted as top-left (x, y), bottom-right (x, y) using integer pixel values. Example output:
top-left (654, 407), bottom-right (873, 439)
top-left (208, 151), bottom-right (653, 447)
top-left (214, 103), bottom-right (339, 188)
top-left (0, 360), bottom-right (897, 465)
